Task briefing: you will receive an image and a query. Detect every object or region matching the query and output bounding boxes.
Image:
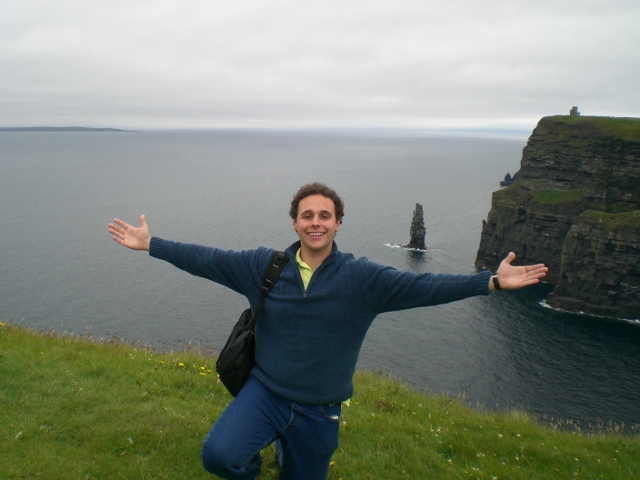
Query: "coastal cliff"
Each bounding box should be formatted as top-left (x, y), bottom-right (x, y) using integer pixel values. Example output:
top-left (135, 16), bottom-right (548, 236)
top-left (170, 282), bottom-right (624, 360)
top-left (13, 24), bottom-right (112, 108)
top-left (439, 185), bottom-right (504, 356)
top-left (546, 210), bottom-right (640, 319)
top-left (475, 115), bottom-right (640, 319)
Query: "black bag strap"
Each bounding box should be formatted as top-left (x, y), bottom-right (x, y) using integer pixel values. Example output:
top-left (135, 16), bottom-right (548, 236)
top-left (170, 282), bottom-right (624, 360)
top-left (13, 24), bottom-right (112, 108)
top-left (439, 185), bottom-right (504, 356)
top-left (250, 250), bottom-right (288, 331)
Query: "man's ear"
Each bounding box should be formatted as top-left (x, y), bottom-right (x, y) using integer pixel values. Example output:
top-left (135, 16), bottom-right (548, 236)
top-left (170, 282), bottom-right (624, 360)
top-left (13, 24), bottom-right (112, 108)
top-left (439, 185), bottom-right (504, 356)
top-left (293, 219), bottom-right (298, 232)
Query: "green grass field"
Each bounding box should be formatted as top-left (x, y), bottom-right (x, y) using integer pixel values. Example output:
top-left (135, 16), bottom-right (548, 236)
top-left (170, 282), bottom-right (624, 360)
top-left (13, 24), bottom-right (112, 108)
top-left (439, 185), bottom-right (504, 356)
top-left (2, 322), bottom-right (639, 479)
top-left (542, 116), bottom-right (640, 142)
top-left (531, 189), bottom-right (583, 205)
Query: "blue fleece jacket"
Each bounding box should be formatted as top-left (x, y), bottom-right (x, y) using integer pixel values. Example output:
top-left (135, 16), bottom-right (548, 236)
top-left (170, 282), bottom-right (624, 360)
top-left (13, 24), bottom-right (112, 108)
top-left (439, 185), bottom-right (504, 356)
top-left (149, 237), bottom-right (491, 405)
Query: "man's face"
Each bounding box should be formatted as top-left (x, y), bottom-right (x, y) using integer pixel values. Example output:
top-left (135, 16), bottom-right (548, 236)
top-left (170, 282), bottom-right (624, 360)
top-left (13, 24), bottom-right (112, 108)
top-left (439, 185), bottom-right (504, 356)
top-left (293, 194), bottom-right (341, 258)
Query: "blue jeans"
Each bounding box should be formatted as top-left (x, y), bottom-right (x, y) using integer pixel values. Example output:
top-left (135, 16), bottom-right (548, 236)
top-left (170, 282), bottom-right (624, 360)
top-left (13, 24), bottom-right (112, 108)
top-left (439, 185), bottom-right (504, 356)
top-left (201, 377), bottom-right (341, 480)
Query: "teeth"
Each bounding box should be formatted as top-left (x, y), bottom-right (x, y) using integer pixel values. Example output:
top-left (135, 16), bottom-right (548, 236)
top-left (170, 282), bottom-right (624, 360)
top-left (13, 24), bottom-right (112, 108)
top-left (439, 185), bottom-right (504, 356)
top-left (309, 233), bottom-right (324, 236)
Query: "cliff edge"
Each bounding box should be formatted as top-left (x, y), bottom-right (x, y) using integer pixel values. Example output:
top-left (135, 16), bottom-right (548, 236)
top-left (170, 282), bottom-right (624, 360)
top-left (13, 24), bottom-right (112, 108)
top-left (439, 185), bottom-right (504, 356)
top-left (475, 115), bottom-right (640, 319)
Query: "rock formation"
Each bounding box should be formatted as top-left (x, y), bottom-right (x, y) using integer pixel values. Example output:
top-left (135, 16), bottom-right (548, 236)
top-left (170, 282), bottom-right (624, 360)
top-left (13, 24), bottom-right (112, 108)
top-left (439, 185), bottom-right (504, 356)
top-left (475, 115), bottom-right (640, 319)
top-left (546, 210), bottom-right (640, 319)
top-left (500, 173), bottom-right (514, 187)
top-left (499, 171), bottom-right (519, 187)
top-left (405, 203), bottom-right (427, 250)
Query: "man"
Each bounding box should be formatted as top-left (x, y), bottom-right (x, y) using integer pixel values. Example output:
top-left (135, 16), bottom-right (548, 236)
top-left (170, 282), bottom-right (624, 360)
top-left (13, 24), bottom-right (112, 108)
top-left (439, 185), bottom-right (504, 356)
top-left (108, 182), bottom-right (547, 480)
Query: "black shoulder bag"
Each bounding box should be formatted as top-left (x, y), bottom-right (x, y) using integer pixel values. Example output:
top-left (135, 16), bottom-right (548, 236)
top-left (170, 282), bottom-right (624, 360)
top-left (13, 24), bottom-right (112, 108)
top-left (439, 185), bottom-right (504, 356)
top-left (215, 250), bottom-right (288, 397)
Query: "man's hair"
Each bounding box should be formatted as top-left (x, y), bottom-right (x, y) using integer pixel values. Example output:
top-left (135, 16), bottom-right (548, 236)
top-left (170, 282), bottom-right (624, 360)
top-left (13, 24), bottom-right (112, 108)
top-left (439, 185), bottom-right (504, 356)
top-left (289, 183), bottom-right (345, 223)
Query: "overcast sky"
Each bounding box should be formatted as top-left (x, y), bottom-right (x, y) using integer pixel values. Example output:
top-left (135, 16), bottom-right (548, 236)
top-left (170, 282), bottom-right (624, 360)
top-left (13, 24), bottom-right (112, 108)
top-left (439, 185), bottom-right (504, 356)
top-left (1, 0), bottom-right (638, 130)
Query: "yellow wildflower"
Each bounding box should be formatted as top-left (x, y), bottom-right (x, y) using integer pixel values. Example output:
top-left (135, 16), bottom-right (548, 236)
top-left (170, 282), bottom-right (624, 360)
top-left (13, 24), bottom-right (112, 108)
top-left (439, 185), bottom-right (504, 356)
top-left (178, 362), bottom-right (184, 367)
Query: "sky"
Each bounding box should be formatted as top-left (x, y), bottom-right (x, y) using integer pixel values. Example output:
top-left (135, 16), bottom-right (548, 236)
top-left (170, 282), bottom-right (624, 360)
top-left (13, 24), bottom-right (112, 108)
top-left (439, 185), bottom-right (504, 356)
top-left (1, 0), bottom-right (638, 131)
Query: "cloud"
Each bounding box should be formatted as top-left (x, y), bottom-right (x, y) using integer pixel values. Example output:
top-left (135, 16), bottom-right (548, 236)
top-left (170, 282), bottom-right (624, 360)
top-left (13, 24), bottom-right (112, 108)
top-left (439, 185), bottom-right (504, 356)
top-left (1, 0), bottom-right (638, 129)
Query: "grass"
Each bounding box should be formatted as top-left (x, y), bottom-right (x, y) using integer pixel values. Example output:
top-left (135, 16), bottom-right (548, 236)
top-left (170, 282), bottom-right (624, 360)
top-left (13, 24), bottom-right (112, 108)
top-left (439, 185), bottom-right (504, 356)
top-left (540, 116), bottom-right (640, 142)
top-left (491, 183), bottom-right (528, 205)
top-left (531, 189), bottom-right (583, 205)
top-left (578, 209), bottom-right (640, 231)
top-left (2, 322), bottom-right (640, 479)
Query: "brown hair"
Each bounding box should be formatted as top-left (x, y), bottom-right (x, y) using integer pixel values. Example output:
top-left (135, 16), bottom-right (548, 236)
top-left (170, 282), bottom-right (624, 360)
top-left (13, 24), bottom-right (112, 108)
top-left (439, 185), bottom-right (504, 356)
top-left (289, 183), bottom-right (345, 223)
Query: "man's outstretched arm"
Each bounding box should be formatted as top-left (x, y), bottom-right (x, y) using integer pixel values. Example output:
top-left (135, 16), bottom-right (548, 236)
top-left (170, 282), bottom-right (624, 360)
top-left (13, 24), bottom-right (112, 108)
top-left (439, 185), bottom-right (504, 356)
top-left (108, 214), bottom-right (151, 251)
top-left (489, 252), bottom-right (548, 291)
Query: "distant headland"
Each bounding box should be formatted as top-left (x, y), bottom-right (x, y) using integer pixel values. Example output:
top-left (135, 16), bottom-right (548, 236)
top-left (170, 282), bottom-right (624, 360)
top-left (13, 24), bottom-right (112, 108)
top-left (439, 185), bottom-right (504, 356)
top-left (475, 112), bottom-right (640, 320)
top-left (0, 126), bottom-right (137, 133)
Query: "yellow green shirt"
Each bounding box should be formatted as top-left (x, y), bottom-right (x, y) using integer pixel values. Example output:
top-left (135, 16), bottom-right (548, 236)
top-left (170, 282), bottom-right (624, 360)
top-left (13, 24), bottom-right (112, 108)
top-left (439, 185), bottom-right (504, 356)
top-left (295, 248), bottom-right (314, 289)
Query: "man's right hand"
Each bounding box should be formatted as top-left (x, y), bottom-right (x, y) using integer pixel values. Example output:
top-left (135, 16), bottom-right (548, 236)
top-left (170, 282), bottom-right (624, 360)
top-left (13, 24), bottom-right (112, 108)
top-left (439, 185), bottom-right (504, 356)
top-left (108, 214), bottom-right (151, 251)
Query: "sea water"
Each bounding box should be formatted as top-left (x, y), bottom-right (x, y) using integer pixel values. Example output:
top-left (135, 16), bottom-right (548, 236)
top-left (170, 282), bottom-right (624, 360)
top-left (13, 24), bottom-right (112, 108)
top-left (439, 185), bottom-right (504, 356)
top-left (1, 129), bottom-right (639, 427)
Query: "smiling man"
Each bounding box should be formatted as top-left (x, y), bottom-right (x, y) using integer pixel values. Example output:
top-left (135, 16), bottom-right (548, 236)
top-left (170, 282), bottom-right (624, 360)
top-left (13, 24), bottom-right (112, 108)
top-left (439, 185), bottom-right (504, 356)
top-left (108, 182), bottom-right (547, 480)
top-left (290, 184), bottom-right (343, 271)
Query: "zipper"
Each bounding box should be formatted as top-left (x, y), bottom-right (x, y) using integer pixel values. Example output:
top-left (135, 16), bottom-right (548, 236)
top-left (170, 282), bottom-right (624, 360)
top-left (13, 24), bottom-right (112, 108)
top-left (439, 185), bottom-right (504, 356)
top-left (294, 247), bottom-right (337, 299)
top-left (300, 267), bottom-right (311, 298)
top-left (301, 256), bottom-right (330, 299)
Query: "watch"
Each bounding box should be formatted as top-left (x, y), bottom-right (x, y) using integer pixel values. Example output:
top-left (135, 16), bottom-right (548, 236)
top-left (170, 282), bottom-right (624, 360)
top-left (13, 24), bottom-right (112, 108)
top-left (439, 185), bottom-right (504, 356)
top-left (491, 275), bottom-right (502, 291)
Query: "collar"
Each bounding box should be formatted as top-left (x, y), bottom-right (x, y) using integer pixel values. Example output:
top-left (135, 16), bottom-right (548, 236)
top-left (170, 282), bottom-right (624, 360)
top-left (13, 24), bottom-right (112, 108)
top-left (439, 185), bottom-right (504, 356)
top-left (295, 248), bottom-right (313, 271)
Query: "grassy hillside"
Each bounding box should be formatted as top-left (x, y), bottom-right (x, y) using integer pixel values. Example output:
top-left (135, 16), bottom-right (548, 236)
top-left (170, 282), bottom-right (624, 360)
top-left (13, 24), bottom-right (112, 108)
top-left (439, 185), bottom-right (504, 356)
top-left (1, 322), bottom-right (639, 479)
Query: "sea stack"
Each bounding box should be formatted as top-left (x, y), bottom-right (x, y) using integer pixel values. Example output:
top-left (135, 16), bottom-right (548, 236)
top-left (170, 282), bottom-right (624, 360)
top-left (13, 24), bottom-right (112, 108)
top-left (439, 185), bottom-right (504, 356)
top-left (405, 203), bottom-right (427, 250)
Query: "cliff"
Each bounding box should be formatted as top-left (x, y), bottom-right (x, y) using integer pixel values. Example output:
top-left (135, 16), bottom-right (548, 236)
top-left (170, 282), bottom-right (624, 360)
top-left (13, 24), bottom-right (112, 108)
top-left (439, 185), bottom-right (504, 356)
top-left (546, 210), bottom-right (640, 319)
top-left (475, 115), bottom-right (640, 318)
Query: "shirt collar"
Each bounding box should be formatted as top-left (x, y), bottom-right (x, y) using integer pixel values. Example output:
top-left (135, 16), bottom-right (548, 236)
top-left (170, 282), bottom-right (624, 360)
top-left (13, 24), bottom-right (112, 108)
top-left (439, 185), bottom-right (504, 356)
top-left (295, 248), bottom-right (313, 271)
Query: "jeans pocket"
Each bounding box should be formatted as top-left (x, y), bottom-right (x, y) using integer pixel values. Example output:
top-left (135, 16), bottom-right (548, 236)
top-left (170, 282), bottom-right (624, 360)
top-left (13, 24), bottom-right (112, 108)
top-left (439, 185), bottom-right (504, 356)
top-left (318, 404), bottom-right (341, 422)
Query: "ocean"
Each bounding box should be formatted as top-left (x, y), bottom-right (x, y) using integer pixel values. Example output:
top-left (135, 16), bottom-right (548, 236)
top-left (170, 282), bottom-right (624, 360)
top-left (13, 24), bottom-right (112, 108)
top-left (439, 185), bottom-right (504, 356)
top-left (2, 129), bottom-right (639, 428)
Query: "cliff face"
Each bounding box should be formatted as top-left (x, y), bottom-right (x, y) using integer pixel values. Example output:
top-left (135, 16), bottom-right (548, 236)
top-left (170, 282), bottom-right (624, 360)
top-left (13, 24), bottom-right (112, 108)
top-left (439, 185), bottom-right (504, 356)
top-left (546, 211), bottom-right (640, 319)
top-left (475, 115), bottom-right (640, 318)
